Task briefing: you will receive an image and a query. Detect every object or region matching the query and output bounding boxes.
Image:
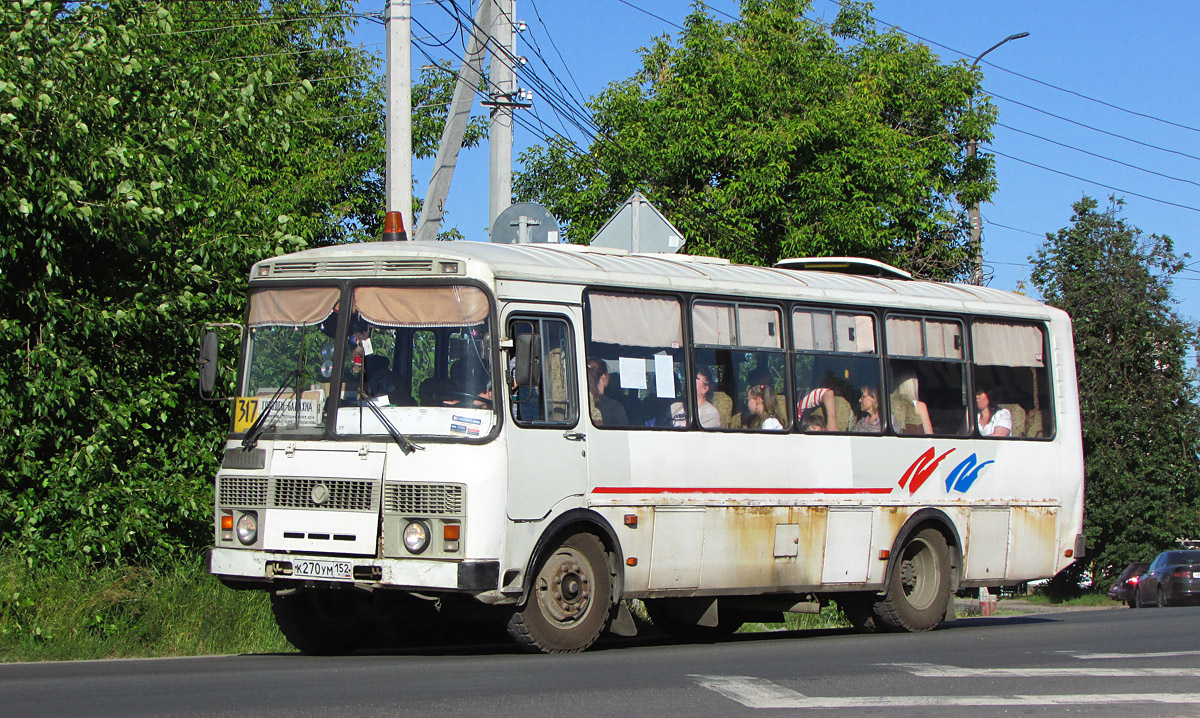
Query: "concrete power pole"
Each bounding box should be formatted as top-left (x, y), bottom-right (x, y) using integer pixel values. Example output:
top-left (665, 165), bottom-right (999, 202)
top-left (488, 0), bottom-right (514, 234)
top-left (384, 0), bottom-right (412, 240)
top-left (414, 1), bottom-right (493, 242)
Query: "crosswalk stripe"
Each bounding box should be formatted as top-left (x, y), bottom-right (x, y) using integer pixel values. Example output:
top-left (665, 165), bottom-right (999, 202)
top-left (690, 675), bottom-right (1200, 709)
top-left (881, 662), bottom-right (1200, 677)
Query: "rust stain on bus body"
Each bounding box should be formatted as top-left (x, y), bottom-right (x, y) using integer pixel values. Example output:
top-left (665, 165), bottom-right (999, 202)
top-left (699, 505), bottom-right (827, 589)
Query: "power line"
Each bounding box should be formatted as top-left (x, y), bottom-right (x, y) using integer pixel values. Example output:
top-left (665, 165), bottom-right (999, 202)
top-left (984, 146), bottom-right (1200, 214)
top-left (853, 1), bottom-right (1200, 135)
top-left (996, 122), bottom-right (1200, 189)
top-left (989, 91), bottom-right (1200, 164)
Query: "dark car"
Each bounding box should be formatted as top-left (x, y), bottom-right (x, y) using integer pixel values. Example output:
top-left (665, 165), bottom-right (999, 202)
top-left (1133, 550), bottom-right (1200, 608)
top-left (1107, 562), bottom-right (1150, 608)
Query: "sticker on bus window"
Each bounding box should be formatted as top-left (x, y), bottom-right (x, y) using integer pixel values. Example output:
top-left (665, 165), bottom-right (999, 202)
top-left (234, 397), bottom-right (260, 433)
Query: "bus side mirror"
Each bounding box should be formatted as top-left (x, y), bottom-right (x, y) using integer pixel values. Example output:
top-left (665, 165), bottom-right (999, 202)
top-left (513, 333), bottom-right (541, 389)
top-left (199, 331), bottom-right (219, 399)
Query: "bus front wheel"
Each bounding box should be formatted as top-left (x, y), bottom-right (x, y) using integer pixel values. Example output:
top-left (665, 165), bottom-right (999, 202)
top-left (876, 528), bottom-right (951, 632)
top-left (507, 533), bottom-right (612, 653)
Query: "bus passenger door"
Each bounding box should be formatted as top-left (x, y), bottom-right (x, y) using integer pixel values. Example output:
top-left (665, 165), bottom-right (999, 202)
top-left (505, 312), bottom-right (588, 521)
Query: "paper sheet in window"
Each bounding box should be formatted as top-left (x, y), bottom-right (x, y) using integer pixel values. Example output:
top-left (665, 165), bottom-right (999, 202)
top-left (654, 354), bottom-right (675, 398)
top-left (618, 356), bottom-right (647, 390)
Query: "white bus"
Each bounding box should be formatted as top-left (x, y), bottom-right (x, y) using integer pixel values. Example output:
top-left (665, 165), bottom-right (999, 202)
top-left (202, 240), bottom-right (1084, 654)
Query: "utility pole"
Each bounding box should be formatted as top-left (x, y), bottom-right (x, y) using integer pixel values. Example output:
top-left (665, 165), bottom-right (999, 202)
top-left (488, 0), bottom-right (514, 234)
top-left (384, 0), bottom-right (412, 240)
top-left (967, 31), bottom-right (1028, 283)
top-left (414, 1), bottom-right (493, 242)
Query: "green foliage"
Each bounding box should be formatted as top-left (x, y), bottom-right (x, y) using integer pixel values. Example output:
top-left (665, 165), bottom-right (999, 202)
top-left (514, 0), bottom-right (995, 278)
top-left (1031, 196), bottom-right (1200, 581)
top-left (0, 551), bottom-right (290, 660)
top-left (0, 0), bottom-right (477, 566)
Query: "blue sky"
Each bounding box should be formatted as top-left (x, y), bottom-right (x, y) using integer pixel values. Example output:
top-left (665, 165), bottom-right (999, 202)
top-left (353, 1), bottom-right (1200, 322)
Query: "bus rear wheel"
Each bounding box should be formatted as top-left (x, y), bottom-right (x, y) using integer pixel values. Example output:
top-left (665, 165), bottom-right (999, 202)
top-left (876, 528), bottom-right (951, 632)
top-left (271, 589), bottom-right (368, 655)
top-left (507, 533), bottom-right (612, 653)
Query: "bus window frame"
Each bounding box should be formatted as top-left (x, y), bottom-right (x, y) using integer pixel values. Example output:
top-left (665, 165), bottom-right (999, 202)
top-left (967, 317), bottom-right (1057, 441)
top-left (690, 297), bottom-right (790, 432)
top-left (332, 277), bottom-right (502, 445)
top-left (582, 288), bottom-right (689, 431)
top-left (883, 312), bottom-right (970, 438)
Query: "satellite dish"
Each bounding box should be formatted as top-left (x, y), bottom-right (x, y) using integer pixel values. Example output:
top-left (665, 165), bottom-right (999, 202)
top-left (490, 202), bottom-right (561, 244)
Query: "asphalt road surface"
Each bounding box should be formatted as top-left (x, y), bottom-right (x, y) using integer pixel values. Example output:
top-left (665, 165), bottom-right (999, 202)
top-left (4, 604), bottom-right (1200, 717)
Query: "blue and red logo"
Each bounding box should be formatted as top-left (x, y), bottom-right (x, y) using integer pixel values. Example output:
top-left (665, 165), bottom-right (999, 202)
top-left (899, 447), bottom-right (994, 495)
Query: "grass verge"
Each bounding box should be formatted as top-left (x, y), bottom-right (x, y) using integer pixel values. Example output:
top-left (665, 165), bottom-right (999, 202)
top-left (0, 551), bottom-right (291, 662)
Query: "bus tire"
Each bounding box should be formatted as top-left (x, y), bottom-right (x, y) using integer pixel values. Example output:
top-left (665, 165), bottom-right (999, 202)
top-left (835, 593), bottom-right (882, 633)
top-left (876, 528), bottom-right (951, 632)
top-left (507, 533), bottom-right (612, 653)
top-left (643, 599), bottom-right (743, 642)
top-left (270, 589), bottom-right (368, 655)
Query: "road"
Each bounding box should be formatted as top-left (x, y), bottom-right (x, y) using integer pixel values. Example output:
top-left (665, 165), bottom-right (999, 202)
top-left (3, 604), bottom-right (1200, 717)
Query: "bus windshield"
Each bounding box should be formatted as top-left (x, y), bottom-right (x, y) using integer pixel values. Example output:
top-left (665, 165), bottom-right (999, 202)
top-left (242, 286), bottom-right (342, 436)
top-left (332, 284), bottom-right (496, 440)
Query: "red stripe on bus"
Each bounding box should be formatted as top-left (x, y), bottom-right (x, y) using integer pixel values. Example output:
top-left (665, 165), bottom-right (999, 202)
top-left (590, 486), bottom-right (895, 495)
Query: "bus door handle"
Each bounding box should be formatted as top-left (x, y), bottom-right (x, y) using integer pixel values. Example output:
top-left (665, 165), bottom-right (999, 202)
top-left (562, 431), bottom-right (586, 442)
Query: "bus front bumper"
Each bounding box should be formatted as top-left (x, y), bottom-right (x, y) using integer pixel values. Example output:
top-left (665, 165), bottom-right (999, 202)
top-left (209, 548), bottom-right (498, 592)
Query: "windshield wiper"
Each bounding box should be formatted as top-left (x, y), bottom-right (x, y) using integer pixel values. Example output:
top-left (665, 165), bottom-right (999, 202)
top-left (241, 370), bottom-right (299, 451)
top-left (361, 399), bottom-right (424, 455)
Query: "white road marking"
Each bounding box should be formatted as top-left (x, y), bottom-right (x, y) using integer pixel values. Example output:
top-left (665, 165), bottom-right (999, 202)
top-left (1069, 650), bottom-right (1200, 660)
top-left (881, 662), bottom-right (1200, 677)
top-left (689, 675), bottom-right (1200, 710)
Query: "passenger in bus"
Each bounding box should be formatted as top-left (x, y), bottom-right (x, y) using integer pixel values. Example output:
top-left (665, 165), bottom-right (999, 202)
top-left (976, 388), bottom-right (1012, 437)
top-left (440, 356), bottom-right (493, 408)
top-left (893, 374), bottom-right (933, 434)
top-left (853, 385), bottom-right (886, 434)
top-left (797, 386), bottom-right (838, 431)
top-left (586, 359), bottom-right (628, 426)
top-left (694, 366), bottom-right (722, 428)
top-left (746, 383), bottom-right (786, 431)
top-left (803, 413), bottom-right (827, 432)
top-left (362, 355), bottom-right (396, 405)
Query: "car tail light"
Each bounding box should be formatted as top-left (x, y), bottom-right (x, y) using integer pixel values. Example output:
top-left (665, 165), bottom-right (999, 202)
top-left (1127, 576), bottom-right (1140, 585)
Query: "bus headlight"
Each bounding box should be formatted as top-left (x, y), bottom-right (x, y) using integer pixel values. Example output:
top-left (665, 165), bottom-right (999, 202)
top-left (403, 521), bottom-right (430, 554)
top-left (236, 512), bottom-right (258, 545)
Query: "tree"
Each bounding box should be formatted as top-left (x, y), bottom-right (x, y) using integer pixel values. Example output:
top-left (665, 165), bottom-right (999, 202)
top-left (0, 0), bottom-right (479, 565)
top-left (514, 0), bottom-right (996, 278)
top-left (1031, 196), bottom-right (1200, 583)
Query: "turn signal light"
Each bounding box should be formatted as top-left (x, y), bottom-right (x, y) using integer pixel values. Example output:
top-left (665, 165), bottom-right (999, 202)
top-left (221, 514), bottom-right (234, 531)
top-left (443, 524), bottom-right (460, 541)
top-left (879, 549), bottom-right (890, 560)
top-left (624, 514), bottom-right (638, 528)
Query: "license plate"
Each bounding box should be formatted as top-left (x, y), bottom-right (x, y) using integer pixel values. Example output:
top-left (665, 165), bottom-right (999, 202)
top-left (292, 559), bottom-right (352, 580)
top-left (1192, 572), bottom-right (1200, 579)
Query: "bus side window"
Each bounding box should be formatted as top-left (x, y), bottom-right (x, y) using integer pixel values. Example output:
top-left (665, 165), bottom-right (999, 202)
top-left (884, 316), bottom-right (969, 436)
top-left (509, 317), bottom-right (578, 427)
top-left (971, 320), bottom-right (1053, 439)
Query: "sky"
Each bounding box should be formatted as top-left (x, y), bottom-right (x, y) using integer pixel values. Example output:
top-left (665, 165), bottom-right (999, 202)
top-left (351, 0), bottom-right (1200, 322)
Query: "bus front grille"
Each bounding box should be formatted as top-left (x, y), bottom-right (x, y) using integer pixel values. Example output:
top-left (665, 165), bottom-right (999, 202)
top-left (218, 475), bottom-right (268, 507)
top-left (384, 483), bottom-right (464, 516)
top-left (272, 477), bottom-right (376, 511)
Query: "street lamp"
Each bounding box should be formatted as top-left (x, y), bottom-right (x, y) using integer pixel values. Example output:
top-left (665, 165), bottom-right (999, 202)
top-left (967, 31), bottom-right (1029, 285)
